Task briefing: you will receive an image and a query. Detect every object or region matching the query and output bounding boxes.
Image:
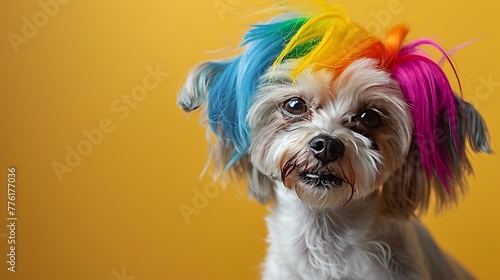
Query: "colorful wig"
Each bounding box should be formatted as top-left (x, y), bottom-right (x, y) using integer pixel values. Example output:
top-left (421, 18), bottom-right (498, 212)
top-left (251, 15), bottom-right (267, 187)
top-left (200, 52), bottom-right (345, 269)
top-left (178, 4), bottom-right (491, 213)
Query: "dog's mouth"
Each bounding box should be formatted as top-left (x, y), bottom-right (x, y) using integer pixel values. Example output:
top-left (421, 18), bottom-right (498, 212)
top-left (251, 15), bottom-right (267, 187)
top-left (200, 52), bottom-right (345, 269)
top-left (299, 172), bottom-right (344, 189)
top-left (281, 154), bottom-right (351, 191)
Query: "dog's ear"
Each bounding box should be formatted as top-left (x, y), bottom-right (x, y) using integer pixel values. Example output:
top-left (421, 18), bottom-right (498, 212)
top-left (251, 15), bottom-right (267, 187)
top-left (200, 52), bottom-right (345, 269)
top-left (178, 59), bottom-right (276, 203)
top-left (177, 61), bottom-right (230, 112)
top-left (381, 46), bottom-right (492, 218)
top-left (456, 97), bottom-right (492, 155)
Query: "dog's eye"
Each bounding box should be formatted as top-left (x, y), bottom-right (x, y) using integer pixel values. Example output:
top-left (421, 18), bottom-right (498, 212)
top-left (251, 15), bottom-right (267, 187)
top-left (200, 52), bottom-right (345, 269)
top-left (359, 109), bottom-right (381, 128)
top-left (283, 97), bottom-right (307, 116)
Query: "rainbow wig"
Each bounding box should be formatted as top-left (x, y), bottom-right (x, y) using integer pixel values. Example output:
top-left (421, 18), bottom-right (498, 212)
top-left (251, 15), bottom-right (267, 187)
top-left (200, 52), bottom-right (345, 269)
top-left (179, 4), bottom-right (491, 214)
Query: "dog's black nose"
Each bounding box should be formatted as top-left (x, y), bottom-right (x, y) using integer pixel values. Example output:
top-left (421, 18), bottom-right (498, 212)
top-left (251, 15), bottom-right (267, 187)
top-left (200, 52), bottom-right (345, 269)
top-left (309, 134), bottom-right (344, 163)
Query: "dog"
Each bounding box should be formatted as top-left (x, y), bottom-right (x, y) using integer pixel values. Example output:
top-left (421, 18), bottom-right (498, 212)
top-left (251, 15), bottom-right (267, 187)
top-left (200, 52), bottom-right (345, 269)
top-left (178, 5), bottom-right (491, 280)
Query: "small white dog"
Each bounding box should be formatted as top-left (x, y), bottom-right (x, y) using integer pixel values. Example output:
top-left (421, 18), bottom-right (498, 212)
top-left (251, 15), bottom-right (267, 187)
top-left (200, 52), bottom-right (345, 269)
top-left (178, 5), bottom-right (491, 280)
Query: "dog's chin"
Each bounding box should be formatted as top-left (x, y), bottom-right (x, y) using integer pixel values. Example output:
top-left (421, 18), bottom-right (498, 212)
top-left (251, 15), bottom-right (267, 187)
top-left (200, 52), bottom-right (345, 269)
top-left (283, 170), bottom-right (354, 209)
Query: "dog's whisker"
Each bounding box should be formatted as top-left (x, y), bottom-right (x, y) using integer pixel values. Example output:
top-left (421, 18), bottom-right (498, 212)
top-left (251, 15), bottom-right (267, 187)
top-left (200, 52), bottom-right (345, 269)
top-left (348, 138), bottom-right (359, 155)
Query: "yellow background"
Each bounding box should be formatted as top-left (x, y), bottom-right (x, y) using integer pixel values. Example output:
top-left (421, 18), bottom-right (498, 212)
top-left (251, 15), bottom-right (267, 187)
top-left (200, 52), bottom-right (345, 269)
top-left (0, 0), bottom-right (499, 279)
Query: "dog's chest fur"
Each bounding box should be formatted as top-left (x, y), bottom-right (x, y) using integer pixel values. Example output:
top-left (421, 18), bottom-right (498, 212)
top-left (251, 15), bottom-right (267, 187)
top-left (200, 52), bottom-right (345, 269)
top-left (262, 184), bottom-right (468, 280)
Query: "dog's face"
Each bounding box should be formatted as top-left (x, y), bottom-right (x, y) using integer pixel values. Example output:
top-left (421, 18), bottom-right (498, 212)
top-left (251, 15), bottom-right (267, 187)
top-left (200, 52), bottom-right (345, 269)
top-left (178, 9), bottom-right (491, 216)
top-left (248, 59), bottom-right (412, 208)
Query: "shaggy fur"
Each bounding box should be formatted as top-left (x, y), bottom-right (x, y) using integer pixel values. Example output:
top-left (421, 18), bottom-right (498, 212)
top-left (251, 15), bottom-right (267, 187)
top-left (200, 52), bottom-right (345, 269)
top-left (178, 6), bottom-right (491, 280)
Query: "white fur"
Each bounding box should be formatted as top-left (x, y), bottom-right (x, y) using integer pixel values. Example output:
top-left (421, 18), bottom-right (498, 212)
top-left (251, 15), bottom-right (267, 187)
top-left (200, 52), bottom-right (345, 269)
top-left (247, 59), bottom-right (473, 279)
top-left (263, 184), bottom-right (472, 279)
